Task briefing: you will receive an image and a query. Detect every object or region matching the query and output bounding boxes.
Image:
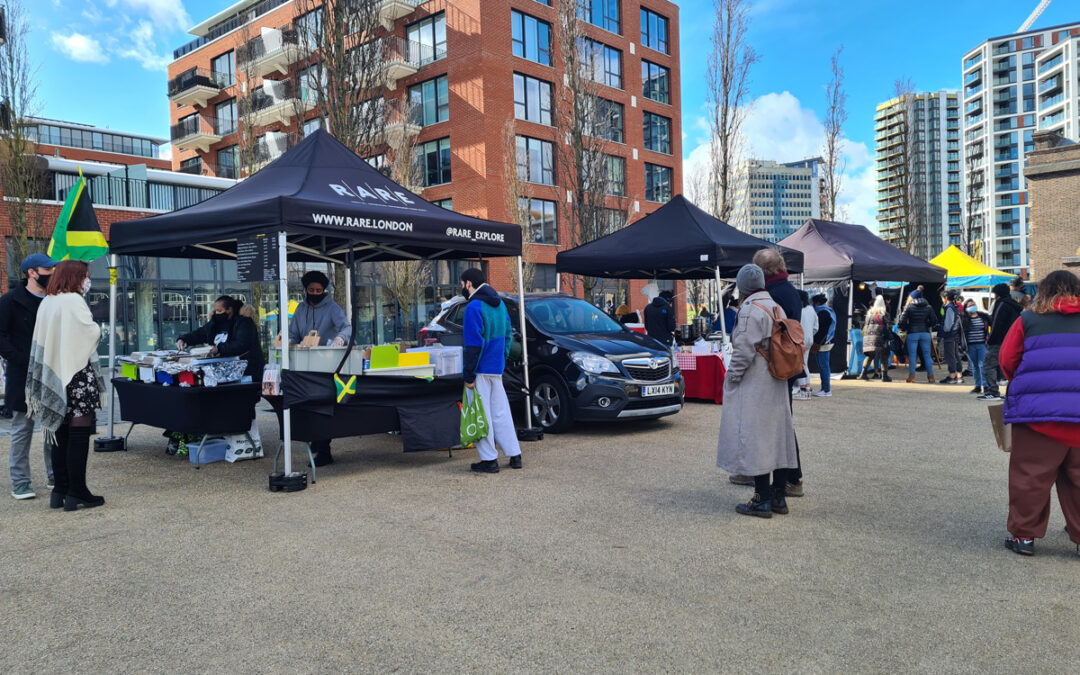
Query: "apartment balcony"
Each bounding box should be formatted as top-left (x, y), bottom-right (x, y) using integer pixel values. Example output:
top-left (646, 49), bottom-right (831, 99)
top-left (383, 36), bottom-right (422, 90)
top-left (168, 67), bottom-right (226, 108)
top-left (171, 115), bottom-right (221, 153)
top-left (383, 98), bottom-right (422, 147)
top-left (1037, 53), bottom-right (1064, 75)
top-left (992, 74), bottom-right (1016, 87)
top-left (378, 0), bottom-right (420, 30)
top-left (250, 130), bottom-right (293, 172)
top-left (237, 27), bottom-right (309, 79)
top-left (242, 80), bottom-right (315, 127)
top-left (1039, 75), bottom-right (1063, 95)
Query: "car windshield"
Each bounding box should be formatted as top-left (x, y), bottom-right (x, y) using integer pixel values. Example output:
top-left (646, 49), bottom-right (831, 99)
top-left (526, 297), bottom-right (623, 334)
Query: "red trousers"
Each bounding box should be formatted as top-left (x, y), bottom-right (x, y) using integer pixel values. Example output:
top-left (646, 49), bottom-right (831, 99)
top-left (1008, 424), bottom-right (1080, 542)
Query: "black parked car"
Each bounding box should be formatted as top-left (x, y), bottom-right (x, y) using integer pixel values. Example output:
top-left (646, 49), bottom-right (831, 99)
top-left (418, 293), bottom-right (684, 432)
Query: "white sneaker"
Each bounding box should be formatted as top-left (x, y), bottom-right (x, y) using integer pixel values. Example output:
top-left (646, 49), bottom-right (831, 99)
top-left (812, 390), bottom-right (832, 398)
top-left (793, 389), bottom-right (811, 400)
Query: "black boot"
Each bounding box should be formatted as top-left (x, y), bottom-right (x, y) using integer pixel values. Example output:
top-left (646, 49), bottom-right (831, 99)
top-left (771, 485), bottom-right (789, 514)
top-left (309, 440), bottom-right (334, 467)
top-left (507, 454), bottom-right (522, 469)
top-left (470, 459), bottom-right (499, 473)
top-left (51, 425), bottom-right (70, 509)
top-left (63, 425), bottom-right (104, 511)
top-left (736, 492), bottom-right (773, 518)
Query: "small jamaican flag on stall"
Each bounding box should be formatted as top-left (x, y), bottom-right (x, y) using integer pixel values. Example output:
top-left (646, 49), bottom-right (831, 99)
top-left (48, 170), bottom-right (108, 261)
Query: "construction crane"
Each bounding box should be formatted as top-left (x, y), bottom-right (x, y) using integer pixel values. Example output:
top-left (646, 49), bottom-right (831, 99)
top-left (1018, 0), bottom-right (1052, 33)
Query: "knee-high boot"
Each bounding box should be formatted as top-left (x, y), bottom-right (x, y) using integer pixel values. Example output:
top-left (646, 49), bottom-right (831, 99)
top-left (64, 426), bottom-right (104, 510)
top-left (50, 425), bottom-right (71, 508)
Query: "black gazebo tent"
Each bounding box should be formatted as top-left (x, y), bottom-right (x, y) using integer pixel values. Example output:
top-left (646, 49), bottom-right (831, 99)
top-left (777, 219), bottom-right (947, 373)
top-left (555, 195), bottom-right (803, 279)
top-left (109, 129), bottom-right (525, 479)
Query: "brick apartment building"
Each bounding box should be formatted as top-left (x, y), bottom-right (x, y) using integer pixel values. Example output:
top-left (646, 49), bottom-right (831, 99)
top-left (166, 0), bottom-right (683, 323)
top-left (1024, 129), bottom-right (1080, 280)
top-left (0, 116), bottom-right (236, 353)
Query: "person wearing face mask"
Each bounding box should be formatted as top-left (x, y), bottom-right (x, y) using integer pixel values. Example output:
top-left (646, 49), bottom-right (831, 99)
top-left (177, 296), bottom-right (264, 381)
top-left (287, 271), bottom-right (351, 349)
top-left (0, 254), bottom-right (59, 500)
top-left (26, 260), bottom-right (105, 511)
top-left (288, 271), bottom-right (352, 467)
top-left (962, 301), bottom-right (991, 395)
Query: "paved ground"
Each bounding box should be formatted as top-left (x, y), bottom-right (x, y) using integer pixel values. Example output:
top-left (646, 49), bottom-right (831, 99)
top-left (1, 378), bottom-right (1078, 673)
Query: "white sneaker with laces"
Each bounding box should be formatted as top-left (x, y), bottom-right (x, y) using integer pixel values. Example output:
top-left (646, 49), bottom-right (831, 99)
top-left (812, 390), bottom-right (832, 398)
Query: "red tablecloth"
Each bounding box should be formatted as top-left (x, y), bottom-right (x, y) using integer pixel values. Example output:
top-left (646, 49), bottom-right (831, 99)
top-left (678, 353), bottom-right (725, 404)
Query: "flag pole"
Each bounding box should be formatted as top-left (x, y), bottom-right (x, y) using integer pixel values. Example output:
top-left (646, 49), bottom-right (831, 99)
top-left (94, 253), bottom-right (124, 451)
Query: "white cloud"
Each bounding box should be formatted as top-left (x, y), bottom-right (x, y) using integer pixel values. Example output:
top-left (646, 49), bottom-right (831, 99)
top-left (682, 91), bottom-right (878, 232)
top-left (158, 144), bottom-right (173, 161)
top-left (118, 0), bottom-right (191, 31)
top-left (116, 20), bottom-right (171, 71)
top-left (50, 32), bottom-right (111, 64)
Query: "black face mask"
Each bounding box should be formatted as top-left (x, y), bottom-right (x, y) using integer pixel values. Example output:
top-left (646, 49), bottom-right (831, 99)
top-left (307, 293), bottom-right (326, 305)
top-left (211, 313), bottom-right (230, 326)
top-left (461, 284), bottom-right (470, 299)
top-left (35, 274), bottom-right (52, 289)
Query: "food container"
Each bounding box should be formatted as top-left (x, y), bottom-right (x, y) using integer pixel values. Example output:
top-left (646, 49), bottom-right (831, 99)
top-left (139, 366), bottom-right (155, 383)
top-left (363, 364), bottom-right (436, 378)
top-left (283, 347), bottom-right (366, 374)
top-left (121, 363), bottom-right (139, 380)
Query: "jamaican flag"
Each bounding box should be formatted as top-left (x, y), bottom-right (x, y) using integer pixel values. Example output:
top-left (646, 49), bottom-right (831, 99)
top-left (48, 171), bottom-right (108, 261)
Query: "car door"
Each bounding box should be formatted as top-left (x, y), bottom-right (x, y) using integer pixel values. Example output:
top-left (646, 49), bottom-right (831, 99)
top-left (438, 302), bottom-right (467, 347)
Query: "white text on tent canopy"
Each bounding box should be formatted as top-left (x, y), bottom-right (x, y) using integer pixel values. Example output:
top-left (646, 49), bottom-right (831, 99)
top-left (311, 213), bottom-right (415, 232)
top-left (445, 227), bottom-right (506, 243)
top-left (329, 182), bottom-right (416, 206)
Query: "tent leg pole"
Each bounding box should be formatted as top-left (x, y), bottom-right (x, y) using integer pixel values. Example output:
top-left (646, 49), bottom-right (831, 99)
top-left (847, 280), bottom-right (855, 375)
top-left (278, 230), bottom-right (292, 477)
top-left (516, 255), bottom-right (533, 431)
top-left (344, 266), bottom-right (352, 319)
top-left (91, 253), bottom-right (125, 452)
top-left (714, 267), bottom-right (727, 348)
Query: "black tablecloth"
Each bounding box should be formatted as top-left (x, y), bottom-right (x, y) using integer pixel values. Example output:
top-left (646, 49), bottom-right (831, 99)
top-left (264, 370), bottom-right (462, 452)
top-left (112, 379), bottom-right (261, 436)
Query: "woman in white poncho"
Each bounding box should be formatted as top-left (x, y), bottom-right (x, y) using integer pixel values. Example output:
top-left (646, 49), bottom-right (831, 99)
top-left (26, 260), bottom-right (105, 511)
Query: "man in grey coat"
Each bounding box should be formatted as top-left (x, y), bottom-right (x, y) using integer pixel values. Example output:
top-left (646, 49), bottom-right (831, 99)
top-left (716, 264), bottom-right (798, 518)
top-left (288, 270), bottom-right (352, 467)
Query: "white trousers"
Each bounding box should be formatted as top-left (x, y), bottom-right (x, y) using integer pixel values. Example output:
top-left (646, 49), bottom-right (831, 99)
top-left (473, 374), bottom-right (521, 462)
top-left (796, 343), bottom-right (812, 387)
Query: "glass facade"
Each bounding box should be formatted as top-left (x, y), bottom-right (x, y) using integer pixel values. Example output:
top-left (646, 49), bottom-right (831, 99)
top-left (25, 122), bottom-right (160, 158)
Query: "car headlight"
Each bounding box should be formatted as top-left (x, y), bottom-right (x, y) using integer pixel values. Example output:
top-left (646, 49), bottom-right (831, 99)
top-left (571, 351), bottom-right (619, 374)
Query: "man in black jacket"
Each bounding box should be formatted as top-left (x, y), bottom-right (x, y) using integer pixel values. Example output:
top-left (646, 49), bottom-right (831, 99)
top-left (643, 290), bottom-right (676, 346)
top-left (979, 283), bottom-right (1023, 402)
top-left (0, 254), bottom-right (57, 500)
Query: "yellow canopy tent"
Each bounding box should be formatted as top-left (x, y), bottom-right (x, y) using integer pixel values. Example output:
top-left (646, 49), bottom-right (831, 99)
top-left (930, 246), bottom-right (1014, 288)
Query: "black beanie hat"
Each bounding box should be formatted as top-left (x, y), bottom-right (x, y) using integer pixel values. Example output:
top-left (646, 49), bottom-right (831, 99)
top-left (301, 270), bottom-right (330, 288)
top-left (992, 283), bottom-right (1010, 299)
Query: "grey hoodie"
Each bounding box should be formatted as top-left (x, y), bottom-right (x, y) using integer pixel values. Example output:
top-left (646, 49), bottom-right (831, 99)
top-left (289, 297), bottom-right (352, 345)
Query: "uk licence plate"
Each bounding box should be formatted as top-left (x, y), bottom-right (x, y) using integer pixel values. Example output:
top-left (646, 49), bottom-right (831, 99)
top-left (642, 383), bottom-right (676, 397)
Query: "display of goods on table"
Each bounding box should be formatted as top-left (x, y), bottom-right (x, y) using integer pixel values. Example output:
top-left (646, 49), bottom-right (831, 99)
top-left (276, 342), bottom-right (457, 379)
top-left (118, 350), bottom-right (247, 387)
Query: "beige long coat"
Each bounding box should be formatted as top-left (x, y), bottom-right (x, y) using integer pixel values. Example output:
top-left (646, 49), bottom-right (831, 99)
top-left (716, 291), bottom-right (798, 476)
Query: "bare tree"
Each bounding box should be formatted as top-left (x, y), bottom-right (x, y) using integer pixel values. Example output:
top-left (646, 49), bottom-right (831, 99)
top-left (889, 78), bottom-right (928, 255)
top-left (705, 0), bottom-right (758, 221)
top-left (236, 22), bottom-right (265, 177)
top-left (962, 137), bottom-right (984, 257)
top-left (820, 46), bottom-right (846, 222)
top-left (684, 162), bottom-right (710, 210)
top-left (501, 118), bottom-right (535, 292)
top-left (0, 0), bottom-right (47, 280)
top-left (554, 0), bottom-right (630, 302)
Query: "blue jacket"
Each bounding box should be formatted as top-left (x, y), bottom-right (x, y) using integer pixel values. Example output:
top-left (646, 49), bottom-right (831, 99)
top-left (462, 284), bottom-right (513, 383)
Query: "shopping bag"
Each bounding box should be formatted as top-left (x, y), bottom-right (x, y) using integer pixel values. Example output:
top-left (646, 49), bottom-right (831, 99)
top-left (987, 403), bottom-right (1011, 452)
top-left (460, 386), bottom-right (490, 447)
top-left (225, 419), bottom-right (264, 462)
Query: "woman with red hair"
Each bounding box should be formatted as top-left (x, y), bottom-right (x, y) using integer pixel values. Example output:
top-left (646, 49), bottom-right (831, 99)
top-left (25, 260), bottom-right (105, 511)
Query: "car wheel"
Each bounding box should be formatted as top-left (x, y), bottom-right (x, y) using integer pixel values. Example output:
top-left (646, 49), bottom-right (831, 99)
top-left (531, 375), bottom-right (573, 433)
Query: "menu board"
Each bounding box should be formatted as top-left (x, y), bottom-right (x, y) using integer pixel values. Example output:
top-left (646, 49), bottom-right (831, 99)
top-left (236, 234), bottom-right (279, 283)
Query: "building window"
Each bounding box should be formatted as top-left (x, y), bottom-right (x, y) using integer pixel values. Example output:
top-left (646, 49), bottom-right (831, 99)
top-left (407, 12), bottom-right (447, 65)
top-left (599, 208), bottom-right (625, 236)
top-left (642, 60), bottom-right (670, 104)
top-left (295, 9), bottom-right (321, 50)
top-left (580, 38), bottom-right (622, 88)
top-left (179, 157), bottom-right (202, 175)
top-left (512, 10), bottom-right (551, 66)
top-left (303, 117), bottom-right (323, 136)
top-left (604, 154), bottom-right (625, 196)
top-left (519, 197), bottom-right (557, 244)
top-left (645, 163), bottom-right (672, 202)
top-left (298, 64), bottom-right (322, 103)
top-left (589, 97), bottom-right (623, 142)
top-left (531, 263), bottom-right (558, 292)
top-left (214, 98), bottom-right (237, 136)
top-left (432, 198), bottom-right (453, 210)
top-left (217, 145), bottom-right (238, 179)
top-left (578, 0), bottom-right (620, 34)
top-left (643, 112), bottom-right (671, 154)
top-left (415, 137), bottom-right (452, 186)
top-left (516, 135), bottom-right (555, 185)
top-left (210, 50), bottom-right (235, 86)
top-left (408, 75), bottom-right (449, 126)
top-left (514, 73), bottom-right (553, 125)
top-left (640, 8), bottom-right (668, 54)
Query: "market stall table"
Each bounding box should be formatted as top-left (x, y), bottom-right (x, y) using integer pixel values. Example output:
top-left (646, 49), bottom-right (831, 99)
top-left (262, 370), bottom-right (464, 480)
top-left (112, 378), bottom-right (262, 466)
top-left (676, 353), bottom-right (726, 404)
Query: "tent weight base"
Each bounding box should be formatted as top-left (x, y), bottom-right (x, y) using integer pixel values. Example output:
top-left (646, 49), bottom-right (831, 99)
top-left (269, 471), bottom-right (308, 492)
top-left (94, 437), bottom-right (126, 452)
top-left (517, 427), bottom-right (544, 442)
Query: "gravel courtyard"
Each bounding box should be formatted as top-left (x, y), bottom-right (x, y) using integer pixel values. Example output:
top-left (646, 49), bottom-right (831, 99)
top-left (1, 378), bottom-right (1077, 672)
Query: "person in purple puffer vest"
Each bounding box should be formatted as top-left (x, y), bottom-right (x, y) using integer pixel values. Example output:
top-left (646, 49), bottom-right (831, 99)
top-left (998, 270), bottom-right (1080, 557)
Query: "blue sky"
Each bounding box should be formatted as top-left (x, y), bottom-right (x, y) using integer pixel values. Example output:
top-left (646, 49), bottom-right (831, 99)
top-left (23, 0), bottom-right (1080, 224)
